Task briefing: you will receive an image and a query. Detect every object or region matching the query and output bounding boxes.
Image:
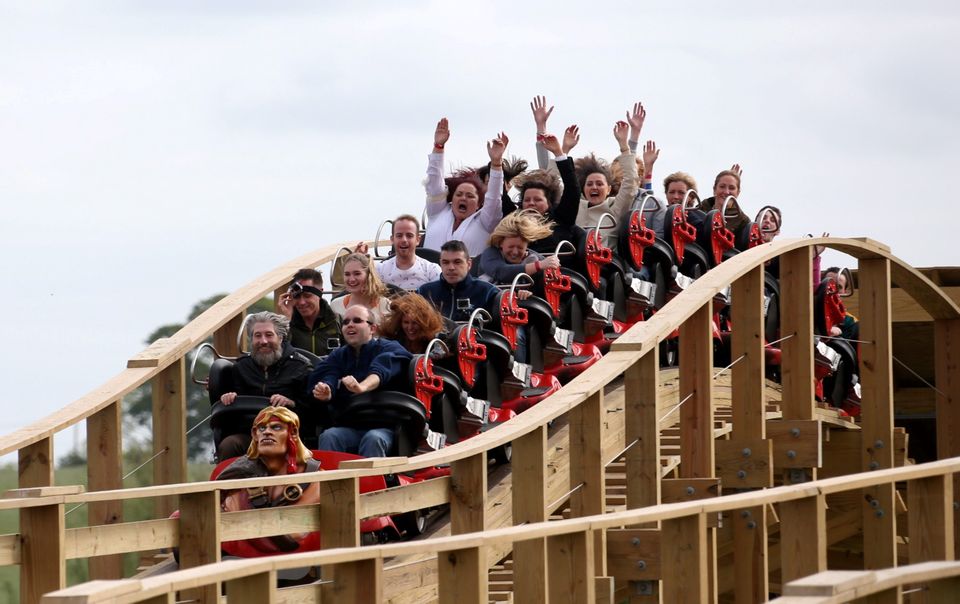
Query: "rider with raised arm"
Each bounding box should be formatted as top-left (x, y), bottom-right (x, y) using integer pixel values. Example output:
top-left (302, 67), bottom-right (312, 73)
top-left (422, 119), bottom-right (509, 256)
top-left (377, 214), bottom-right (441, 290)
top-left (276, 268), bottom-right (340, 356)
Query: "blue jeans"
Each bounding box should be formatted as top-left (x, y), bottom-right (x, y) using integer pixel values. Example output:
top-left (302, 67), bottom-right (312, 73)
top-left (318, 426), bottom-right (395, 457)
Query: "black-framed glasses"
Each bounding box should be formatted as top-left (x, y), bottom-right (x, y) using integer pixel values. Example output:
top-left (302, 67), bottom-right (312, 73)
top-left (343, 317), bottom-right (373, 325)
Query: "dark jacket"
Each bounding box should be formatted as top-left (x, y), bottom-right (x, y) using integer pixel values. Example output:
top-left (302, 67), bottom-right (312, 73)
top-left (307, 338), bottom-right (413, 426)
top-left (232, 342), bottom-right (314, 405)
top-left (698, 196), bottom-right (749, 235)
top-left (478, 247), bottom-right (542, 284)
top-left (530, 157), bottom-right (585, 257)
top-left (416, 274), bottom-right (500, 323)
top-left (289, 303), bottom-right (340, 356)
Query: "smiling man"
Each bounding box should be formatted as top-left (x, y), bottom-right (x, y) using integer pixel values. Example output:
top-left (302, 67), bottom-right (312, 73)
top-left (308, 305), bottom-right (412, 457)
top-left (277, 268), bottom-right (340, 356)
top-left (377, 214), bottom-right (441, 290)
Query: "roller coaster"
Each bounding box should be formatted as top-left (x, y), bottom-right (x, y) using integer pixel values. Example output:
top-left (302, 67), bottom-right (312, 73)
top-left (2, 230), bottom-right (960, 603)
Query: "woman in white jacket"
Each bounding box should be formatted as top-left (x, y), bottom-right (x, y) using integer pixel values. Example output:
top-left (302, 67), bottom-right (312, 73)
top-left (422, 118), bottom-right (509, 256)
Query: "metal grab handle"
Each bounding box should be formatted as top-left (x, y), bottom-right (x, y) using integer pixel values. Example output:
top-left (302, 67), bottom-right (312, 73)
top-left (508, 272), bottom-right (535, 301)
top-left (328, 246), bottom-right (354, 290)
top-left (590, 212), bottom-right (618, 232)
top-left (190, 342), bottom-right (226, 386)
top-left (553, 239), bottom-right (577, 257)
top-left (681, 189), bottom-right (701, 211)
top-left (755, 206), bottom-right (781, 237)
top-left (373, 219), bottom-right (394, 259)
top-left (719, 195), bottom-right (740, 227)
top-left (236, 315), bottom-right (252, 354)
top-left (424, 338), bottom-right (450, 360)
top-left (467, 308), bottom-right (493, 332)
top-left (838, 267), bottom-right (854, 297)
top-left (637, 191), bottom-right (663, 215)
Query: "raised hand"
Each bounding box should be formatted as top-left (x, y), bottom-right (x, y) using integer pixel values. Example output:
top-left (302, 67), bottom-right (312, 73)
top-left (433, 118), bottom-right (450, 150)
top-left (730, 163), bottom-right (743, 177)
top-left (613, 121), bottom-right (630, 150)
top-left (626, 102), bottom-right (646, 140)
top-left (814, 232), bottom-right (830, 257)
top-left (562, 124), bottom-right (580, 155)
top-left (354, 241), bottom-right (369, 255)
top-left (277, 292), bottom-right (294, 318)
top-left (643, 140), bottom-right (660, 172)
top-left (487, 132), bottom-right (509, 166)
top-left (540, 133), bottom-right (562, 157)
top-left (530, 95), bottom-right (554, 133)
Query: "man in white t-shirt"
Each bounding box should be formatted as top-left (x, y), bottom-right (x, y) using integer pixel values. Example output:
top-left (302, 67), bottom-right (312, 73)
top-left (377, 214), bottom-right (441, 290)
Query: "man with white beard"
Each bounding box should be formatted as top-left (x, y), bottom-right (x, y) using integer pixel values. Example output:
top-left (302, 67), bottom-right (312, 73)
top-left (216, 312), bottom-right (314, 461)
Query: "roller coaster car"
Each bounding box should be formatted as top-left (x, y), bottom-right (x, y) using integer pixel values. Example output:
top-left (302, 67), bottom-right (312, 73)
top-left (517, 291), bottom-right (602, 385)
top-left (696, 209), bottom-right (736, 267)
top-left (814, 277), bottom-right (861, 415)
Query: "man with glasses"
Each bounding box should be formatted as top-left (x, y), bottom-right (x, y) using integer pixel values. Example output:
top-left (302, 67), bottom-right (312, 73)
top-left (277, 268), bottom-right (341, 356)
top-left (308, 306), bottom-right (412, 457)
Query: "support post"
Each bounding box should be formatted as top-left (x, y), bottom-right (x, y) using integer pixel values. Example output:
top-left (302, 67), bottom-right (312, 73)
top-left (20, 501), bottom-right (65, 604)
top-left (570, 389), bottom-right (606, 576)
top-left (226, 570), bottom-right (276, 604)
top-left (513, 425), bottom-right (548, 602)
top-left (625, 348), bottom-right (661, 512)
top-left (178, 490), bottom-right (221, 603)
top-left (19, 436), bottom-right (54, 488)
top-left (660, 514), bottom-right (707, 604)
top-left (152, 358), bottom-right (186, 517)
top-left (908, 474), bottom-right (954, 562)
top-left (779, 494), bottom-right (826, 583)
top-left (86, 400), bottom-right (124, 580)
top-left (327, 559), bottom-right (383, 603)
top-left (934, 317), bottom-right (960, 558)
top-left (679, 302), bottom-right (714, 478)
top-left (438, 547), bottom-right (486, 604)
top-left (732, 505), bottom-right (768, 604)
top-left (450, 452), bottom-right (487, 535)
top-left (731, 265), bottom-right (767, 439)
top-left (320, 476), bottom-right (361, 548)
top-left (779, 247), bottom-right (815, 421)
top-left (548, 530), bottom-right (595, 604)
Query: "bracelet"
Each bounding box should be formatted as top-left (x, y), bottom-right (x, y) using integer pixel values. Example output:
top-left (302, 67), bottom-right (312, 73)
top-left (644, 173), bottom-right (653, 179)
top-left (433, 143), bottom-right (444, 151)
top-left (534, 260), bottom-right (541, 271)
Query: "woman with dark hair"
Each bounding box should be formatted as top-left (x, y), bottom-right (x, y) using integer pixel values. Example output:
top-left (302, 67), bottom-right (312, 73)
top-left (379, 293), bottom-right (446, 354)
top-left (422, 118), bottom-right (509, 256)
top-left (698, 165), bottom-right (749, 234)
top-left (573, 120), bottom-right (638, 249)
top-left (330, 253), bottom-right (392, 322)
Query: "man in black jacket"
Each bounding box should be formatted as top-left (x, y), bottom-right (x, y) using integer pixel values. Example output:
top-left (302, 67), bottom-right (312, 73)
top-left (216, 311), bottom-right (314, 460)
top-left (416, 240), bottom-right (500, 322)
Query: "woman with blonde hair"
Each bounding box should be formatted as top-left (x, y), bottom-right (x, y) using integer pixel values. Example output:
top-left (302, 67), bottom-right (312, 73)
top-left (379, 293), bottom-right (447, 354)
top-left (478, 209), bottom-right (561, 284)
top-left (330, 252), bottom-right (392, 322)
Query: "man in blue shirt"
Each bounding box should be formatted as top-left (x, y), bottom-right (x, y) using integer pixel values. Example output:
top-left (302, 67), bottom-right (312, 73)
top-left (417, 239), bottom-right (500, 322)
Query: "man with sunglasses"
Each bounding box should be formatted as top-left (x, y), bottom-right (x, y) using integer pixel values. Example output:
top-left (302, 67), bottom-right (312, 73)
top-left (277, 268), bottom-right (341, 356)
top-left (307, 306), bottom-right (412, 457)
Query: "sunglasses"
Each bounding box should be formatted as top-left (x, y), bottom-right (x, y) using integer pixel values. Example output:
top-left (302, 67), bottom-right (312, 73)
top-left (255, 422), bottom-right (287, 434)
top-left (343, 317), bottom-right (373, 325)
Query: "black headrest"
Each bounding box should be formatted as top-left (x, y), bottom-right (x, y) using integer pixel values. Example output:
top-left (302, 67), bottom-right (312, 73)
top-left (415, 247), bottom-right (442, 264)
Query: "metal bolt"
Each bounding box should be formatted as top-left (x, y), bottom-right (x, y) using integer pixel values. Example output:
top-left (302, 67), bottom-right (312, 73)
top-left (875, 509), bottom-right (885, 518)
top-left (869, 499), bottom-right (880, 509)
top-left (786, 450), bottom-right (797, 459)
top-left (742, 448), bottom-right (752, 457)
top-left (741, 510), bottom-right (752, 519)
top-left (869, 461), bottom-right (880, 470)
top-left (686, 486), bottom-right (695, 495)
top-left (790, 428), bottom-right (801, 437)
top-left (954, 501), bottom-right (959, 511)
top-left (737, 470), bottom-right (747, 479)
top-left (631, 537), bottom-right (641, 546)
top-left (874, 440), bottom-right (884, 449)
top-left (746, 521), bottom-right (757, 529)
top-left (636, 560), bottom-right (647, 570)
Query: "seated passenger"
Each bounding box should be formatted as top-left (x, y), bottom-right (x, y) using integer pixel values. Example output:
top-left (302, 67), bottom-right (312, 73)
top-left (380, 293), bottom-right (447, 354)
top-left (475, 156), bottom-right (528, 216)
top-left (573, 118), bottom-right (638, 249)
top-left (698, 166), bottom-right (749, 233)
top-left (330, 252), bottom-right (392, 322)
top-left (417, 240), bottom-right (500, 323)
top-left (377, 214), bottom-right (441, 290)
top-left (479, 210), bottom-right (561, 283)
top-left (422, 118), bottom-right (510, 256)
top-left (217, 406), bottom-right (320, 551)
top-left (822, 267), bottom-right (859, 341)
top-left (277, 268), bottom-right (340, 356)
top-left (520, 128), bottom-right (585, 257)
top-left (216, 312), bottom-right (314, 460)
top-left (647, 171), bottom-right (699, 238)
top-left (309, 306), bottom-right (413, 457)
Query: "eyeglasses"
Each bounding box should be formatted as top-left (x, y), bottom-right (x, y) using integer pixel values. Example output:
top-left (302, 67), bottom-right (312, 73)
top-left (343, 317), bottom-right (373, 325)
top-left (255, 422), bottom-right (288, 434)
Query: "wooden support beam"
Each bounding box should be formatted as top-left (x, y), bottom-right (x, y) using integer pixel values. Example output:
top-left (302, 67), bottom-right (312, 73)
top-left (780, 247), bottom-right (815, 421)
top-left (321, 477), bottom-right (360, 548)
top-left (19, 436), bottom-right (53, 488)
top-left (213, 311), bottom-right (245, 358)
top-left (606, 529), bottom-right (660, 581)
top-left (513, 425), bottom-right (548, 602)
top-left (732, 505), bottom-right (768, 604)
top-left (570, 389), bottom-right (606, 576)
top-left (731, 265), bottom-right (766, 439)
top-left (86, 400), bottom-right (124, 580)
top-left (660, 514), bottom-right (707, 603)
top-left (226, 570), bottom-right (276, 604)
top-left (625, 349), bottom-right (661, 512)
top-left (450, 452), bottom-right (487, 534)
top-left (178, 490), bottom-right (220, 604)
top-left (20, 502), bottom-right (65, 604)
top-left (780, 494), bottom-right (826, 584)
top-left (548, 530), bottom-right (595, 604)
top-left (908, 474), bottom-right (954, 563)
top-left (679, 302), bottom-right (714, 478)
top-left (151, 358), bottom-right (186, 518)
top-left (328, 558), bottom-right (383, 604)
top-left (934, 317), bottom-right (960, 558)
top-left (438, 547), bottom-right (486, 604)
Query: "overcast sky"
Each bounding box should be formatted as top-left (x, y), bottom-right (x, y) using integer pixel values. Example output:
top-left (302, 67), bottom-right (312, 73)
top-left (2, 1), bottom-right (958, 458)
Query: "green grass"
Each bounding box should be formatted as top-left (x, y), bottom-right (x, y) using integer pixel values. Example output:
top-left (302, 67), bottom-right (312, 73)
top-left (0, 460), bottom-right (216, 601)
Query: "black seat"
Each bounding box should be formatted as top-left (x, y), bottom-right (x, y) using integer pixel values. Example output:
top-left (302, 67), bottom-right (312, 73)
top-left (415, 247), bottom-right (441, 264)
top-left (332, 391), bottom-right (428, 457)
top-left (210, 395), bottom-right (273, 453)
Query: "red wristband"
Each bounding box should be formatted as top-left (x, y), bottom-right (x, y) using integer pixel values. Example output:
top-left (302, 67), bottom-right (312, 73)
top-left (434, 143), bottom-right (444, 151)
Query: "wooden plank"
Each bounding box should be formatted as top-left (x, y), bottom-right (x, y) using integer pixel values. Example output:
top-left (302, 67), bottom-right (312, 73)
top-left (321, 477), bottom-right (360, 548)
top-left (66, 518), bottom-right (178, 559)
top-left (732, 504), bottom-right (768, 604)
top-left (438, 547), bottom-right (485, 604)
top-left (679, 302), bottom-right (714, 478)
top-left (20, 502), bottom-right (65, 604)
top-left (226, 570), bottom-right (276, 604)
top-left (548, 531), bottom-right (595, 604)
top-left (151, 358), bottom-right (186, 518)
top-left (512, 426), bottom-right (548, 603)
top-left (661, 478), bottom-right (720, 503)
top-left (780, 247), bottom-right (815, 420)
top-left (450, 452), bottom-right (487, 535)
top-left (0, 534), bottom-right (19, 566)
top-left (570, 389), bottom-right (606, 576)
top-left (846, 286), bottom-right (960, 323)
top-left (328, 558), bottom-right (382, 604)
top-left (782, 569), bottom-right (874, 596)
top-left (606, 528), bottom-right (660, 581)
top-left (86, 400), bottom-right (124, 580)
top-left (4, 486), bottom-right (83, 498)
top-left (39, 579), bottom-right (141, 603)
top-left (660, 514), bottom-right (707, 603)
top-left (126, 335), bottom-right (192, 368)
top-left (359, 475), bottom-right (449, 519)
top-left (780, 494), bottom-right (826, 584)
top-left (625, 349), bottom-right (661, 512)
top-left (908, 474), bottom-right (954, 563)
top-left (595, 576), bottom-right (614, 604)
top-left (767, 420), bottom-right (822, 469)
top-left (213, 311), bottom-right (245, 358)
top-left (19, 436), bottom-right (54, 488)
top-left (934, 318), bottom-right (960, 558)
top-left (731, 265), bottom-right (766, 439)
top-left (178, 490), bottom-right (220, 603)
top-left (715, 438), bottom-right (773, 488)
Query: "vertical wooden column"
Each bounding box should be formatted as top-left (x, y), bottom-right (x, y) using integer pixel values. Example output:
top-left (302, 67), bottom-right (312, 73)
top-left (513, 425), bottom-right (549, 601)
top-left (660, 514), bottom-right (707, 603)
top-left (858, 258), bottom-right (897, 570)
top-left (226, 570), bottom-right (276, 604)
top-left (152, 358), bottom-right (186, 517)
top-left (625, 348), bottom-right (661, 512)
top-left (328, 559), bottom-right (383, 603)
top-left (908, 474), bottom-right (954, 562)
top-left (779, 494), bottom-right (826, 583)
top-left (320, 477), bottom-right (363, 601)
top-left (779, 247), bottom-right (815, 422)
top-left (548, 530), bottom-right (595, 604)
top-left (439, 547), bottom-right (487, 604)
top-left (86, 401), bottom-right (123, 580)
top-left (934, 318), bottom-right (960, 558)
top-left (570, 389), bottom-right (606, 576)
top-left (732, 505), bottom-right (767, 603)
top-left (178, 490), bottom-right (221, 603)
top-left (20, 501), bottom-right (65, 604)
top-left (451, 452), bottom-right (487, 535)
top-left (679, 302), bottom-right (714, 478)
top-left (18, 436), bottom-right (54, 488)
top-left (731, 265), bottom-right (767, 440)
top-left (213, 311), bottom-right (245, 357)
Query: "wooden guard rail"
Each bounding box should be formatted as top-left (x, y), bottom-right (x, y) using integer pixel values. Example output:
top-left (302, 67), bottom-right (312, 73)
top-left (772, 560), bottom-right (960, 602)
top-left (0, 236), bottom-right (958, 603)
